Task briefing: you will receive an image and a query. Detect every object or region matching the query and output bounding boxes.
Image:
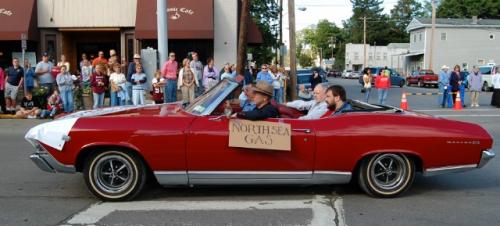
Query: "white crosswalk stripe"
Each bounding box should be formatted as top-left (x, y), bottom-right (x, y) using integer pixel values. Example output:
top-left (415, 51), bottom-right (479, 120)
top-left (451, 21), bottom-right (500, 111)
top-left (64, 195), bottom-right (346, 226)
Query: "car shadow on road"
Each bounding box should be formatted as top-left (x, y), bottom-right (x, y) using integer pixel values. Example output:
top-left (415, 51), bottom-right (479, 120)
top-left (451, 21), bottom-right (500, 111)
top-left (135, 183), bottom-right (349, 201)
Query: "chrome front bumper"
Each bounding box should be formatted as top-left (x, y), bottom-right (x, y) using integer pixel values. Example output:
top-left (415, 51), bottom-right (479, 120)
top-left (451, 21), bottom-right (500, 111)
top-left (478, 149), bottom-right (495, 168)
top-left (29, 141), bottom-right (75, 173)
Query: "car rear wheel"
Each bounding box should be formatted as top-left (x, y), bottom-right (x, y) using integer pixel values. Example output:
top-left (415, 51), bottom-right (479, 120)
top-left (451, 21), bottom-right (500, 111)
top-left (83, 150), bottom-right (147, 201)
top-left (358, 153), bottom-right (415, 198)
top-left (399, 80), bottom-right (404, 87)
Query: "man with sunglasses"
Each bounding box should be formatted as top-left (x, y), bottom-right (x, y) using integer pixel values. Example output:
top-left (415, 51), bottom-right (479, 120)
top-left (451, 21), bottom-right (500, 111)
top-left (256, 64), bottom-right (273, 85)
top-left (161, 52), bottom-right (179, 103)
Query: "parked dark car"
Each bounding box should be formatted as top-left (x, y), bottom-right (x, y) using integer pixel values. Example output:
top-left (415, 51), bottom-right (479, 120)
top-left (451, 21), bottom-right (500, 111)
top-left (358, 67), bottom-right (406, 88)
top-left (296, 68), bottom-right (327, 90)
top-left (406, 69), bottom-right (438, 87)
top-left (327, 70), bottom-right (341, 77)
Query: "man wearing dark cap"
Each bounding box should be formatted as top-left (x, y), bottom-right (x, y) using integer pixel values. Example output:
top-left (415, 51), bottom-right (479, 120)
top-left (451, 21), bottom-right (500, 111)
top-left (235, 80), bottom-right (279, 120)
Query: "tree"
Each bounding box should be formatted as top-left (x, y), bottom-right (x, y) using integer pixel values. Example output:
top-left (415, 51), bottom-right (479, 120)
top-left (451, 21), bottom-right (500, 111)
top-left (390, 0), bottom-right (425, 42)
top-left (237, 0), bottom-right (250, 75)
top-left (298, 20), bottom-right (342, 64)
top-left (344, 0), bottom-right (394, 45)
top-left (248, 0), bottom-right (281, 65)
top-left (298, 52), bottom-right (314, 67)
top-left (437, 0), bottom-right (500, 19)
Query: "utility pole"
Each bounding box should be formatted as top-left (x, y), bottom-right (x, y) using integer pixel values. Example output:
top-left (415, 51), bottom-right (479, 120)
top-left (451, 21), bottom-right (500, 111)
top-left (236, 0), bottom-right (250, 75)
top-left (374, 41), bottom-right (376, 66)
top-left (288, 0), bottom-right (297, 100)
top-left (319, 47), bottom-right (323, 69)
top-left (157, 0), bottom-right (168, 67)
top-left (279, 0), bottom-right (283, 66)
top-left (363, 16), bottom-right (367, 68)
top-left (429, 0), bottom-right (436, 71)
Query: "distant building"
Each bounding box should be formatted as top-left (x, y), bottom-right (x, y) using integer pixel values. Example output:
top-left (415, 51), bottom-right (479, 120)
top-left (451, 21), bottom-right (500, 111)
top-left (405, 17), bottom-right (500, 73)
top-left (345, 43), bottom-right (409, 73)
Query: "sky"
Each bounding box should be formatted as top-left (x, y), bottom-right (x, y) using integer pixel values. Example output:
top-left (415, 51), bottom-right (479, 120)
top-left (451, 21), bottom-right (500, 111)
top-left (282, 0), bottom-right (398, 44)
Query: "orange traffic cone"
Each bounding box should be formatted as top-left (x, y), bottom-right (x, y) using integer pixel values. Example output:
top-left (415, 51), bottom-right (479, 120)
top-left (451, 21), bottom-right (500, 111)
top-left (400, 93), bottom-right (409, 110)
top-left (454, 91), bottom-right (462, 110)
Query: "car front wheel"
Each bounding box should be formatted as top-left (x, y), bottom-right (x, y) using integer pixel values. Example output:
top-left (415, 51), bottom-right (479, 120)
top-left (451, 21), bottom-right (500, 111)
top-left (358, 153), bottom-right (415, 198)
top-left (83, 150), bottom-right (147, 201)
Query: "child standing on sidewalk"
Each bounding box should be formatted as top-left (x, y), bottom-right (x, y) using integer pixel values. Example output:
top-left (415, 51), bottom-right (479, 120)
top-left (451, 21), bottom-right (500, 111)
top-left (151, 70), bottom-right (165, 104)
top-left (131, 64), bottom-right (147, 105)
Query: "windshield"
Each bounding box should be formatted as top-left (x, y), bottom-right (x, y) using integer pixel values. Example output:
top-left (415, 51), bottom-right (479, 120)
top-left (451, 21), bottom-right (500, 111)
top-left (185, 79), bottom-right (240, 116)
top-left (419, 70), bottom-right (434, 75)
top-left (479, 66), bottom-right (492, 75)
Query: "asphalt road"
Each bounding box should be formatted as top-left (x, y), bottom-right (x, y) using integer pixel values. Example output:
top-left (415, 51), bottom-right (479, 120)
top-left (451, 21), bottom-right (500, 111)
top-left (0, 77), bottom-right (498, 226)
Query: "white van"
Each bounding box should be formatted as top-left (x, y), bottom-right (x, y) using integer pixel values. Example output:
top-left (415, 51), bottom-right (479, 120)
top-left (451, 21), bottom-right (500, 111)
top-left (479, 64), bottom-right (498, 91)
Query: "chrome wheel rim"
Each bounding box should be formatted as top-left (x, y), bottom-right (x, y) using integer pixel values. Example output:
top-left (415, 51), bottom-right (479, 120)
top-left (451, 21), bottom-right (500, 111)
top-left (93, 155), bottom-right (134, 194)
top-left (370, 154), bottom-right (407, 190)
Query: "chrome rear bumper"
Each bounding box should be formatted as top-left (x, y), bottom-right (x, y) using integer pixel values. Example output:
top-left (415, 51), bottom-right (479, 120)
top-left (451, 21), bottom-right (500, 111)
top-left (424, 149), bottom-right (495, 176)
top-left (478, 149), bottom-right (495, 168)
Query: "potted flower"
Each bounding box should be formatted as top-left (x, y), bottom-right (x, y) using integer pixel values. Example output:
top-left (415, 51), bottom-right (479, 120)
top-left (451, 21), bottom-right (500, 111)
top-left (82, 85), bottom-right (93, 110)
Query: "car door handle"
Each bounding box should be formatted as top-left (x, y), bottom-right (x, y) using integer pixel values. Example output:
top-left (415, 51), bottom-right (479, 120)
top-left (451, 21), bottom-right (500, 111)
top-left (292, 129), bottom-right (311, 133)
top-left (208, 115), bottom-right (225, 122)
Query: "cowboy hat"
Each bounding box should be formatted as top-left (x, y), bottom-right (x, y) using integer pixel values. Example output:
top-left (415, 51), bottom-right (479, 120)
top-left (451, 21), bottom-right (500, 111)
top-left (133, 54), bottom-right (141, 59)
top-left (252, 80), bottom-right (274, 97)
top-left (441, 65), bottom-right (449, 69)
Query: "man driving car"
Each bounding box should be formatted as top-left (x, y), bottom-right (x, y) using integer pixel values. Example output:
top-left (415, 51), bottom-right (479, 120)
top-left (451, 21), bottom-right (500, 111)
top-left (234, 80), bottom-right (279, 120)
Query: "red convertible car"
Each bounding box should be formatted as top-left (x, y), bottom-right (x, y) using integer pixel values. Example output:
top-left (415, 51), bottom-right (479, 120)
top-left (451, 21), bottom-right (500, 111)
top-left (26, 79), bottom-right (495, 201)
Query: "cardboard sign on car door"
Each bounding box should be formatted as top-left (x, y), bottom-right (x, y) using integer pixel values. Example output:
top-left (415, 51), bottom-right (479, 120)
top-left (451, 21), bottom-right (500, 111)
top-left (229, 119), bottom-right (291, 151)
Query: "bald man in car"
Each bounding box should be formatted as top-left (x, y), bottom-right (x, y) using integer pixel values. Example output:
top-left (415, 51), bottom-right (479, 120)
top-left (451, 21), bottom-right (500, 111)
top-left (286, 83), bottom-right (328, 120)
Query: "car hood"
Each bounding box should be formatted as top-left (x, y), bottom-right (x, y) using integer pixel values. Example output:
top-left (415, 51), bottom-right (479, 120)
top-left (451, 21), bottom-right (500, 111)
top-left (57, 103), bottom-right (185, 120)
top-left (25, 103), bottom-right (186, 151)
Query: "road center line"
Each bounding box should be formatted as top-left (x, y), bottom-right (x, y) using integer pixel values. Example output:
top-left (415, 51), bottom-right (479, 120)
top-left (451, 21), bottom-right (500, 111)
top-left (65, 195), bottom-right (346, 226)
top-left (435, 115), bottom-right (500, 117)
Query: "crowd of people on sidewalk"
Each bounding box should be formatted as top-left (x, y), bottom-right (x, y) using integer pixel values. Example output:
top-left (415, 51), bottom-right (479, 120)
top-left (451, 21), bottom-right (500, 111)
top-left (359, 64), bottom-right (500, 108)
top-left (0, 49), bottom-right (293, 119)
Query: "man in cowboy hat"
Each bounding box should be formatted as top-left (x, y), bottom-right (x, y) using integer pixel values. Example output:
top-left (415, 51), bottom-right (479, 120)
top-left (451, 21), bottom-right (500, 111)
top-left (235, 80), bottom-right (279, 120)
top-left (438, 65), bottom-right (450, 107)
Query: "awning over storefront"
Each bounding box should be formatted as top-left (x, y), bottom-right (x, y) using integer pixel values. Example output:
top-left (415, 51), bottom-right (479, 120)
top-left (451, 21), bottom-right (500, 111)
top-left (0, 0), bottom-right (38, 41)
top-left (135, 0), bottom-right (214, 39)
top-left (403, 51), bottom-right (424, 57)
top-left (247, 18), bottom-right (263, 44)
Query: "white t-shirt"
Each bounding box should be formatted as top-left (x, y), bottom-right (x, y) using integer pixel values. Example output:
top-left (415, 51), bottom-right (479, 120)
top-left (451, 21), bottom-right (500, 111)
top-left (109, 72), bottom-right (126, 85)
top-left (152, 77), bottom-right (165, 85)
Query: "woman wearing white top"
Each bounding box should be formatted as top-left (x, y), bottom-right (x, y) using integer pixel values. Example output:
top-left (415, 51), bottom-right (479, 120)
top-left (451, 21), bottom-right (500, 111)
top-left (491, 66), bottom-right (500, 107)
top-left (57, 54), bottom-right (70, 72)
top-left (269, 65), bottom-right (284, 103)
top-left (109, 63), bottom-right (127, 106)
top-left (362, 68), bottom-right (373, 103)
